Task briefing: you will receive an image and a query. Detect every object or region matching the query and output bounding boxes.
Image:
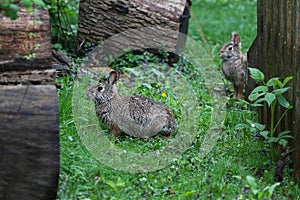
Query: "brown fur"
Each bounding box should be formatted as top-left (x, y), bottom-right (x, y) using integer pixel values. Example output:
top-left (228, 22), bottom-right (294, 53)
top-left (219, 31), bottom-right (248, 98)
top-left (87, 71), bottom-right (178, 138)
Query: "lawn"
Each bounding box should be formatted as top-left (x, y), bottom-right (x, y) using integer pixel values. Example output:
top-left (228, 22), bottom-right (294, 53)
top-left (56, 0), bottom-right (299, 199)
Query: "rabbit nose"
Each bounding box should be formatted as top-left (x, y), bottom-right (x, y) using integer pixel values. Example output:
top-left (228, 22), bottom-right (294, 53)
top-left (218, 51), bottom-right (223, 56)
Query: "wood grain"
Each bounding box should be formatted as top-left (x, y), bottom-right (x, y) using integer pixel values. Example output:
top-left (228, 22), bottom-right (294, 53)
top-left (247, 0), bottom-right (300, 178)
top-left (0, 69), bottom-right (56, 85)
top-left (77, 0), bottom-right (187, 55)
top-left (0, 85), bottom-right (59, 200)
top-left (0, 8), bottom-right (52, 72)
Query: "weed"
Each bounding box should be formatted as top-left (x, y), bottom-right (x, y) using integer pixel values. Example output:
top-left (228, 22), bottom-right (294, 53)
top-left (236, 68), bottom-right (293, 160)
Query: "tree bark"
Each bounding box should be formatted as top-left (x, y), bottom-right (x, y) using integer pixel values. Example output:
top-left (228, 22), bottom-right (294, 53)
top-left (0, 85), bottom-right (59, 200)
top-left (77, 0), bottom-right (187, 55)
top-left (0, 8), bottom-right (52, 72)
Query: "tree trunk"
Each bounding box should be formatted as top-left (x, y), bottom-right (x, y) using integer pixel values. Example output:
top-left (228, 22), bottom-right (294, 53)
top-left (77, 0), bottom-right (189, 58)
top-left (0, 8), bottom-right (59, 199)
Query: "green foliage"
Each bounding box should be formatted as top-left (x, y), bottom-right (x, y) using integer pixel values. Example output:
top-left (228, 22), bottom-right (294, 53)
top-left (23, 52), bottom-right (36, 60)
top-left (248, 68), bottom-right (293, 109)
top-left (246, 175), bottom-right (281, 199)
top-left (112, 50), bottom-right (169, 72)
top-left (44, 0), bottom-right (79, 53)
top-left (189, 0), bottom-right (257, 65)
top-left (106, 178), bottom-right (125, 192)
top-left (0, 0), bottom-right (46, 20)
top-left (237, 68), bottom-right (293, 160)
top-left (56, 1), bottom-right (300, 199)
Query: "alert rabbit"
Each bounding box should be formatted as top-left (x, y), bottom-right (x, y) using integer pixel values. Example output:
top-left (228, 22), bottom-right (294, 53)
top-left (87, 71), bottom-right (178, 138)
top-left (219, 31), bottom-right (248, 98)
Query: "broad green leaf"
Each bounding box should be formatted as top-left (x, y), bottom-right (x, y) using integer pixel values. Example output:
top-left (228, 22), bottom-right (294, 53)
top-left (235, 123), bottom-right (249, 129)
top-left (251, 103), bottom-right (264, 107)
top-left (283, 76), bottom-right (293, 87)
top-left (5, 4), bottom-right (19, 20)
top-left (279, 139), bottom-right (288, 147)
top-left (251, 85), bottom-right (268, 94)
top-left (106, 180), bottom-right (116, 189)
top-left (116, 178), bottom-right (125, 187)
top-left (249, 92), bottom-right (265, 101)
top-left (33, 0), bottom-right (46, 7)
top-left (246, 175), bottom-right (258, 189)
top-left (282, 135), bottom-right (294, 139)
top-left (278, 94), bottom-right (290, 108)
top-left (21, 0), bottom-right (31, 8)
top-left (9, 3), bottom-right (19, 12)
top-left (273, 87), bottom-right (290, 95)
top-left (249, 85), bottom-right (268, 101)
top-left (249, 67), bottom-right (265, 82)
top-left (267, 182), bottom-right (281, 196)
top-left (254, 98), bottom-right (267, 105)
top-left (260, 131), bottom-right (269, 139)
top-left (264, 93), bottom-right (276, 107)
top-left (257, 191), bottom-right (264, 199)
top-left (266, 77), bottom-right (280, 88)
top-left (278, 130), bottom-right (291, 138)
top-left (246, 119), bottom-right (254, 125)
top-left (268, 137), bottom-right (279, 143)
top-left (255, 123), bottom-right (265, 131)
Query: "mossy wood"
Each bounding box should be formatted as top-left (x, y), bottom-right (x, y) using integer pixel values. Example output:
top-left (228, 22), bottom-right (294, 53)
top-left (0, 8), bottom-right (52, 72)
top-left (77, 0), bottom-right (190, 62)
top-left (0, 8), bottom-right (59, 199)
top-left (247, 0), bottom-right (300, 178)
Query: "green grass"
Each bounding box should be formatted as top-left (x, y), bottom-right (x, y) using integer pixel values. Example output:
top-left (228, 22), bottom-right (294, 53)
top-left (56, 0), bottom-right (299, 199)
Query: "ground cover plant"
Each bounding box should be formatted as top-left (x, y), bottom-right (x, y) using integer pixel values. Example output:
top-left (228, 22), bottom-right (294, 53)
top-left (55, 0), bottom-right (300, 199)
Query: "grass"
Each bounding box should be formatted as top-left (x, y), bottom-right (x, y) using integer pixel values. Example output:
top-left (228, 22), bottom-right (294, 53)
top-left (56, 0), bottom-right (299, 199)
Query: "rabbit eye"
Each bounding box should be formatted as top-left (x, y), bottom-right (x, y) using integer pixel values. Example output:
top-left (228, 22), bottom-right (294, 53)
top-left (228, 46), bottom-right (233, 51)
top-left (97, 86), bottom-right (103, 92)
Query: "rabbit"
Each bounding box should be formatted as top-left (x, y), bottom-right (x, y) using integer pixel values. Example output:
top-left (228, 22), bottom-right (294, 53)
top-left (219, 31), bottom-right (248, 99)
top-left (87, 70), bottom-right (178, 138)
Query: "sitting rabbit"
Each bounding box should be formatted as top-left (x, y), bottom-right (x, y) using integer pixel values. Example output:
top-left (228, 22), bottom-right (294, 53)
top-left (219, 31), bottom-right (248, 98)
top-left (87, 71), bottom-right (178, 138)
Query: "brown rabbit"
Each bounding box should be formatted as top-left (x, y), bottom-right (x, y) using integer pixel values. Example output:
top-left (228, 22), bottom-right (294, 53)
top-left (219, 31), bottom-right (248, 98)
top-left (87, 71), bottom-right (178, 138)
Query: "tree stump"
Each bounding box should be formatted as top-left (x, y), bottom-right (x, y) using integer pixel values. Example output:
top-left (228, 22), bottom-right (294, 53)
top-left (77, 0), bottom-right (191, 63)
top-left (247, 0), bottom-right (300, 179)
top-left (0, 8), bottom-right (59, 200)
top-left (0, 8), bottom-right (52, 72)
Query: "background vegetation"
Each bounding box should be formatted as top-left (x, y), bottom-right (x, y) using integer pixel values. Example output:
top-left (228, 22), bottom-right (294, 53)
top-left (1, 0), bottom-right (298, 199)
top-left (56, 0), bottom-right (299, 199)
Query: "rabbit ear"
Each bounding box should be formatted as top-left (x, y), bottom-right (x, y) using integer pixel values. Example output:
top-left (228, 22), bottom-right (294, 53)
top-left (230, 31), bottom-right (236, 40)
top-left (108, 71), bottom-right (119, 85)
top-left (231, 31), bottom-right (241, 48)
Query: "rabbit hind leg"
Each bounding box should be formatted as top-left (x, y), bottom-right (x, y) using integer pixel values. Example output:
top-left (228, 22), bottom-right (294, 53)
top-left (111, 124), bottom-right (120, 137)
top-left (233, 84), bottom-right (239, 99)
top-left (235, 82), bottom-right (245, 99)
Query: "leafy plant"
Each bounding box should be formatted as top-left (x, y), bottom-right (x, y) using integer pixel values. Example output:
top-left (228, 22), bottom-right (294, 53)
top-left (23, 52), bottom-right (36, 60)
top-left (44, 0), bottom-right (79, 53)
top-left (55, 1), bottom-right (300, 199)
top-left (235, 118), bottom-right (265, 147)
top-left (106, 178), bottom-right (125, 192)
top-left (246, 175), bottom-right (281, 199)
top-left (236, 68), bottom-right (293, 159)
top-left (111, 50), bottom-right (169, 72)
top-left (0, 0), bottom-right (46, 20)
